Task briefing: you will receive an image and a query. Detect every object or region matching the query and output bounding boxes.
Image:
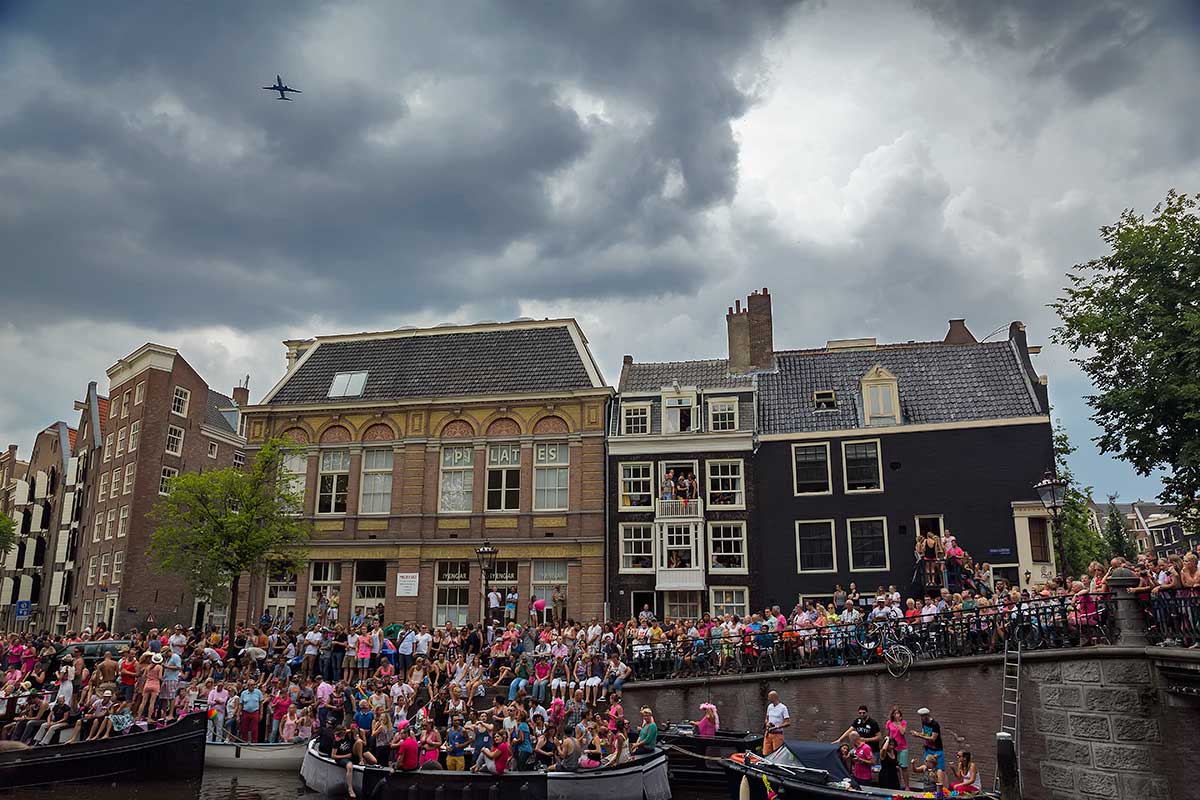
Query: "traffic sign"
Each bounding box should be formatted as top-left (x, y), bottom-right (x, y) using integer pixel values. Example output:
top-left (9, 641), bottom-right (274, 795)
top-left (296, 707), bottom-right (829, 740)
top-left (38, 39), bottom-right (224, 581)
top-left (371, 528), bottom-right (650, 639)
top-left (15, 600), bottom-right (31, 621)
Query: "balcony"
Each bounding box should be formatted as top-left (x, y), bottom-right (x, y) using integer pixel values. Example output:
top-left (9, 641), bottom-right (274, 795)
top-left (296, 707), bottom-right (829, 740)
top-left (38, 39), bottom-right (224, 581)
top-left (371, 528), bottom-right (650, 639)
top-left (655, 567), bottom-right (706, 591)
top-left (655, 498), bottom-right (703, 520)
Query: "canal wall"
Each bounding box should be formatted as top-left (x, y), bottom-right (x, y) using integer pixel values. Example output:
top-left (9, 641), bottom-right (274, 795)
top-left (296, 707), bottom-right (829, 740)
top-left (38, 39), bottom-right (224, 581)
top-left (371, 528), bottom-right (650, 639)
top-left (622, 646), bottom-right (1200, 800)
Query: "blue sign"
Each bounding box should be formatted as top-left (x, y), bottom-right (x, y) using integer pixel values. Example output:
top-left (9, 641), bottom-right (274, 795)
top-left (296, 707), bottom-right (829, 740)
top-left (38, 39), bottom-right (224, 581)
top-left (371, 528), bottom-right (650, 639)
top-left (15, 600), bottom-right (30, 621)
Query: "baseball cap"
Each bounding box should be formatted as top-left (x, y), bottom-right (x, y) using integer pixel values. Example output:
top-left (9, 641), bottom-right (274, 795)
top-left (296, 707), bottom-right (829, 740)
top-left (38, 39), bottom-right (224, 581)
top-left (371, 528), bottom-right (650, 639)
top-left (917, 707), bottom-right (931, 715)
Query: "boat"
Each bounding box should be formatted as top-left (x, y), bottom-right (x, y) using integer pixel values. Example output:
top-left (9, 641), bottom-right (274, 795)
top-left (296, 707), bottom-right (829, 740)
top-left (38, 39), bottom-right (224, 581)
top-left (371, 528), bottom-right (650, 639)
top-left (300, 738), bottom-right (672, 799)
top-left (721, 740), bottom-right (997, 799)
top-left (657, 723), bottom-right (763, 786)
top-left (205, 737), bottom-right (308, 770)
top-left (0, 710), bottom-right (206, 789)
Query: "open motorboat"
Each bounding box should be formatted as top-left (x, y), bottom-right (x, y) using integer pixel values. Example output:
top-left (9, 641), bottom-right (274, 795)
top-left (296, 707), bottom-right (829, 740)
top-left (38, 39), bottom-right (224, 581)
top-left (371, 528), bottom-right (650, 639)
top-left (657, 722), bottom-right (764, 786)
top-left (205, 737), bottom-right (308, 770)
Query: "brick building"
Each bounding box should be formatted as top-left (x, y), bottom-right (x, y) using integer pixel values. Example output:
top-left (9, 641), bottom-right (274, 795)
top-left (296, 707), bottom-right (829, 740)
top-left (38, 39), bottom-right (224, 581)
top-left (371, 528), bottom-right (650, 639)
top-left (238, 318), bottom-right (612, 628)
top-left (72, 344), bottom-right (246, 633)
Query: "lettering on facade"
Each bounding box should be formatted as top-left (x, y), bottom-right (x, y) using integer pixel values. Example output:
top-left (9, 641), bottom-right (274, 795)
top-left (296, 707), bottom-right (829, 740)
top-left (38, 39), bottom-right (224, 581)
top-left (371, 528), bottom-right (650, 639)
top-left (395, 573), bottom-right (419, 596)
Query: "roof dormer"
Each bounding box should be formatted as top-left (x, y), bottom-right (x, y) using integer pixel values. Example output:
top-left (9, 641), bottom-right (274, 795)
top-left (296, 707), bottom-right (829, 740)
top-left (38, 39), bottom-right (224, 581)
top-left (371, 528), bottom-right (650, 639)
top-left (860, 365), bottom-right (900, 427)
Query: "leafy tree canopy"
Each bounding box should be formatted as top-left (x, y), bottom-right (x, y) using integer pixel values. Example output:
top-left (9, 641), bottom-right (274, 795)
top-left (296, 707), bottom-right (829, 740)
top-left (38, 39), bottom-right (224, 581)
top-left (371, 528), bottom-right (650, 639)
top-left (1102, 494), bottom-right (1136, 563)
top-left (0, 512), bottom-right (15, 559)
top-left (1055, 422), bottom-right (1108, 580)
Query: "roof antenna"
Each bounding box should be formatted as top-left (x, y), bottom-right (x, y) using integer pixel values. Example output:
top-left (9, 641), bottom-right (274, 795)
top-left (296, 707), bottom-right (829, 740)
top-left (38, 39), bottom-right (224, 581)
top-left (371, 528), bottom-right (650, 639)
top-left (979, 324), bottom-right (1009, 342)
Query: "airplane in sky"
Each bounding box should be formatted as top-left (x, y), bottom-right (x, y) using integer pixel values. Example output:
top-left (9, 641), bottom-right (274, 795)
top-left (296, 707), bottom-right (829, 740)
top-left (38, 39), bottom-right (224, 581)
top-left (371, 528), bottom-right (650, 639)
top-left (262, 75), bottom-right (301, 100)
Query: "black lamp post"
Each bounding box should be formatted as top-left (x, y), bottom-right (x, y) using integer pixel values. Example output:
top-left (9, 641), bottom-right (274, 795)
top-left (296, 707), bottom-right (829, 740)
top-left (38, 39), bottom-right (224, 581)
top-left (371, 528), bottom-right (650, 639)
top-left (1034, 470), bottom-right (1069, 587)
top-left (476, 540), bottom-right (498, 624)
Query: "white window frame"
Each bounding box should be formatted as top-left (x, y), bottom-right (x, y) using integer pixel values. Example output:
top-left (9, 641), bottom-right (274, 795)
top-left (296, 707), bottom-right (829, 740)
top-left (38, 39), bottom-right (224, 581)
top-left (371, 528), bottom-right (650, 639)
top-left (705, 458), bottom-right (745, 510)
top-left (309, 561), bottom-right (342, 612)
top-left (159, 466), bottom-right (179, 495)
top-left (485, 443), bottom-right (521, 513)
top-left (166, 425), bottom-right (185, 457)
top-left (619, 523), bottom-right (655, 573)
top-left (438, 445), bottom-right (475, 514)
top-left (87, 556), bottom-right (97, 586)
top-left (661, 392), bottom-right (698, 434)
top-left (618, 462), bottom-right (654, 511)
top-left (813, 390), bottom-right (838, 411)
top-left (98, 473), bottom-right (109, 503)
top-left (708, 397), bottom-right (738, 432)
top-left (172, 386), bottom-right (191, 417)
top-left (707, 521), bottom-right (748, 574)
top-left (352, 560), bottom-right (388, 604)
top-left (110, 469), bottom-right (121, 500)
top-left (663, 591), bottom-right (701, 621)
top-left (93, 512), bottom-right (103, 543)
top-left (842, 438), bottom-right (884, 494)
top-left (116, 427), bottom-right (126, 457)
top-left (281, 452), bottom-right (307, 509)
top-left (620, 403), bottom-right (651, 436)
top-left (328, 371), bottom-right (368, 398)
top-left (915, 514), bottom-right (945, 542)
top-left (122, 463), bottom-right (135, 495)
top-left (791, 442), bottom-right (832, 496)
top-left (233, 451), bottom-right (245, 468)
top-left (531, 559), bottom-right (568, 621)
top-left (99, 553), bottom-right (110, 586)
top-left (103, 434), bottom-right (113, 462)
top-left (105, 508), bottom-right (116, 540)
top-left (117, 506), bottom-right (129, 538)
top-left (317, 449), bottom-right (351, 515)
top-left (533, 442), bottom-right (569, 512)
top-left (709, 586), bottom-right (750, 619)
top-left (207, 441), bottom-right (219, 459)
top-left (795, 519), bottom-right (838, 574)
top-left (433, 560), bottom-right (472, 627)
top-left (121, 390), bottom-right (130, 418)
top-left (112, 550), bottom-right (123, 584)
top-left (659, 522), bottom-right (700, 571)
top-left (862, 373), bottom-right (900, 427)
top-left (846, 516), bottom-right (890, 572)
top-left (128, 420), bottom-right (140, 452)
top-left (134, 381), bottom-right (145, 405)
top-left (359, 448), bottom-right (394, 515)
top-left (109, 398), bottom-right (118, 418)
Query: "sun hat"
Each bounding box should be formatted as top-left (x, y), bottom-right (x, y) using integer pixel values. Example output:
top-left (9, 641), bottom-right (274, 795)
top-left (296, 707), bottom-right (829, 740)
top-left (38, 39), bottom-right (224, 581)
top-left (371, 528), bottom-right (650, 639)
top-left (151, 653), bottom-right (164, 664)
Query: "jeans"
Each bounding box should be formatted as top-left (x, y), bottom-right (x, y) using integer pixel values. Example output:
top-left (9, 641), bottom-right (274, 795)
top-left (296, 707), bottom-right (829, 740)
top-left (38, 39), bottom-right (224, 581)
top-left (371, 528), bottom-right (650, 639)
top-left (531, 679), bottom-right (550, 703)
top-left (605, 677), bottom-right (624, 696)
top-left (208, 710), bottom-right (225, 742)
top-left (328, 655), bottom-right (342, 683)
top-left (508, 678), bottom-right (528, 701)
top-left (270, 717), bottom-right (283, 742)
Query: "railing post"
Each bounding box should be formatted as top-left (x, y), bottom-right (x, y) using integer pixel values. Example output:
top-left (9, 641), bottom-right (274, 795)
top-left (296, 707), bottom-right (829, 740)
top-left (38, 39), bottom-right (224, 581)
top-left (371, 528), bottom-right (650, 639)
top-left (1103, 567), bottom-right (1148, 647)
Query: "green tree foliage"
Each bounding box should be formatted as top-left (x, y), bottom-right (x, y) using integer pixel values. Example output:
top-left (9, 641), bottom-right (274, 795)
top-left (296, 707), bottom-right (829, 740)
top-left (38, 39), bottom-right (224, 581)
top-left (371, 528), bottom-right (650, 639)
top-left (149, 438), bottom-right (309, 630)
top-left (1052, 190), bottom-right (1200, 522)
top-left (1102, 495), bottom-right (1136, 563)
top-left (0, 512), bottom-right (15, 560)
top-left (1054, 422), bottom-right (1109, 580)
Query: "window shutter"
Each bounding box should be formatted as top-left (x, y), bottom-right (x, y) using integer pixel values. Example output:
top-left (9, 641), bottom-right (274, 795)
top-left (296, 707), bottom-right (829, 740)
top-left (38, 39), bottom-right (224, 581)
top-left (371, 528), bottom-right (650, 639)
top-left (49, 571), bottom-right (64, 605)
top-left (60, 491), bottom-right (75, 527)
top-left (66, 457), bottom-right (79, 487)
top-left (54, 533), bottom-right (70, 563)
top-left (14, 479), bottom-right (29, 506)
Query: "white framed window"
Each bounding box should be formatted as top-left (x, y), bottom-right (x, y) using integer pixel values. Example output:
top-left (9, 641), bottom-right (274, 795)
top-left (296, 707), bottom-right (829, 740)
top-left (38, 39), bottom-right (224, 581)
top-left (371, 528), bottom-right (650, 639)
top-left (116, 427), bottom-right (126, 457)
top-left (792, 443), bottom-right (832, 495)
top-left (709, 587), bottom-right (749, 619)
top-left (621, 403), bottom-right (651, 435)
top-left (264, 570), bottom-right (297, 620)
top-left (93, 512), bottom-right (103, 543)
top-left (128, 420), bottom-right (140, 452)
top-left (109, 398), bottom-right (118, 418)
top-left (795, 519), bottom-right (837, 574)
top-left (359, 449), bottom-right (393, 514)
top-left (662, 393), bottom-right (697, 434)
top-left (814, 390), bottom-right (837, 411)
top-left (207, 441), bottom-right (219, 459)
top-left (486, 443), bottom-right (521, 512)
top-left (619, 462), bottom-right (654, 510)
top-left (353, 560), bottom-right (387, 603)
top-left (282, 452), bottom-right (307, 506)
top-left (308, 561), bottom-right (341, 613)
top-left (110, 469), bottom-right (120, 499)
top-left (122, 463), bottom-right (135, 495)
top-left (706, 459), bottom-right (745, 509)
top-left (233, 450), bottom-right (245, 468)
top-left (103, 434), bottom-right (113, 462)
top-left (99, 553), bottom-right (110, 586)
top-left (847, 517), bottom-right (890, 572)
top-left (434, 560), bottom-right (471, 626)
top-left (663, 591), bottom-right (700, 621)
top-left (112, 551), bottom-right (124, 584)
top-left (843, 439), bottom-right (883, 493)
top-left (708, 522), bottom-right (747, 573)
top-left (87, 556), bottom-right (97, 586)
top-left (105, 508), bottom-right (116, 540)
top-left (662, 523), bottom-right (697, 569)
top-left (709, 397), bottom-right (738, 432)
top-left (317, 449), bottom-right (350, 514)
top-left (619, 523), bottom-right (655, 573)
top-left (121, 390), bottom-right (130, 418)
top-left (117, 506), bottom-right (129, 538)
top-left (166, 425), bottom-right (185, 456)
top-left (533, 443), bottom-right (569, 511)
top-left (532, 560), bottom-right (568, 621)
top-left (328, 371), bottom-right (368, 398)
top-left (82, 600), bottom-right (91, 623)
top-left (438, 446), bottom-right (475, 513)
top-left (134, 381), bottom-right (145, 405)
top-left (99, 473), bottom-right (109, 502)
top-left (159, 466), bottom-right (179, 495)
top-left (172, 386), bottom-right (191, 417)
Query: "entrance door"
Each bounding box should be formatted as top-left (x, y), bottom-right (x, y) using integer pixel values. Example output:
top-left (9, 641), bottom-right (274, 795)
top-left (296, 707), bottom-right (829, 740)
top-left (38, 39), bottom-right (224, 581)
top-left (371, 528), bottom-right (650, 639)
top-left (631, 590), bottom-right (656, 620)
top-left (193, 601), bottom-right (207, 631)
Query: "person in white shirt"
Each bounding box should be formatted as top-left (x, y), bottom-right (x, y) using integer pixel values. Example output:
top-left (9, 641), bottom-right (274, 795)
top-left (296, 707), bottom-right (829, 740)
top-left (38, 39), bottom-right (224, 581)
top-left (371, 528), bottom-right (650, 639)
top-left (398, 625), bottom-right (417, 676)
top-left (414, 625), bottom-right (432, 659)
top-left (169, 625), bottom-right (188, 657)
top-left (764, 691), bottom-right (790, 755)
top-left (488, 589), bottom-right (502, 623)
top-left (302, 626), bottom-right (323, 679)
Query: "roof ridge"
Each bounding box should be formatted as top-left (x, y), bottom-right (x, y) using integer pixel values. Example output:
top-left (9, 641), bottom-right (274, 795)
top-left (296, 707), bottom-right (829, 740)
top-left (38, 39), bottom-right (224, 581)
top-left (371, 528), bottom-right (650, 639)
top-left (627, 357), bottom-right (730, 367)
top-left (773, 339), bottom-right (1009, 357)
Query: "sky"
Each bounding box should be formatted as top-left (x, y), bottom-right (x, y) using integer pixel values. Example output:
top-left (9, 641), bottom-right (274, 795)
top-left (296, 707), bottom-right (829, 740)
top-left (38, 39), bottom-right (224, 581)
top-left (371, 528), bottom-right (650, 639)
top-left (2, 0), bottom-right (1195, 503)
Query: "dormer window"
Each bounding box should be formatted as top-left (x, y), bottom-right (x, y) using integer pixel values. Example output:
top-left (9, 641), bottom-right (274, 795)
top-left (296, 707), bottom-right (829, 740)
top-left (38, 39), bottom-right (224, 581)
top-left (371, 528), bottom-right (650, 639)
top-left (621, 403), bottom-right (650, 435)
top-left (328, 371), bottom-right (368, 398)
top-left (709, 398), bottom-right (738, 431)
top-left (663, 393), bottom-right (697, 433)
top-left (813, 390), bottom-right (837, 411)
top-left (860, 365), bottom-right (900, 427)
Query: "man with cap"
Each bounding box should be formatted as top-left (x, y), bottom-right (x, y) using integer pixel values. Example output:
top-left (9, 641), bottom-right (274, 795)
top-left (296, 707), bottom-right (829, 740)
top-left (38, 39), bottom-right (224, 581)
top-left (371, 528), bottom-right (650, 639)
top-left (168, 624), bottom-right (188, 658)
top-left (913, 707), bottom-right (944, 771)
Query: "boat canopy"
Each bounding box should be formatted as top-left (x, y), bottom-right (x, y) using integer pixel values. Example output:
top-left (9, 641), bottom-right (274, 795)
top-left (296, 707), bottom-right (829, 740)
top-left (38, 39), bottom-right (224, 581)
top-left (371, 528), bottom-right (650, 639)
top-left (765, 740), bottom-right (852, 781)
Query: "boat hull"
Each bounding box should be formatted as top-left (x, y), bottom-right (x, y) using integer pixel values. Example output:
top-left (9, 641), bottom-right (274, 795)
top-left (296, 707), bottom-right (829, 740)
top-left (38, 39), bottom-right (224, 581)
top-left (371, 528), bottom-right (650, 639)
top-left (721, 759), bottom-right (997, 800)
top-left (205, 739), bottom-right (308, 770)
top-left (659, 726), bottom-right (764, 787)
top-left (0, 711), bottom-right (206, 789)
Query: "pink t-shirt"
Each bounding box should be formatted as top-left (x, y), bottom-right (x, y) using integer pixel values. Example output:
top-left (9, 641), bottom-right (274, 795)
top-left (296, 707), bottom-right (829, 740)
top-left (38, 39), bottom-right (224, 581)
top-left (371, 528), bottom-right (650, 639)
top-left (853, 742), bottom-right (874, 782)
top-left (697, 717), bottom-right (717, 738)
top-left (886, 719), bottom-right (907, 751)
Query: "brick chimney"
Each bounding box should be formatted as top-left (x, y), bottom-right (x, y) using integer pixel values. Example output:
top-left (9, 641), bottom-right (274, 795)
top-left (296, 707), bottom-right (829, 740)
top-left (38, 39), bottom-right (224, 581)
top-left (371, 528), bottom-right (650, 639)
top-left (747, 287), bottom-right (775, 370)
top-left (943, 319), bottom-right (977, 345)
top-left (232, 377), bottom-right (250, 407)
top-left (727, 299), bottom-right (751, 373)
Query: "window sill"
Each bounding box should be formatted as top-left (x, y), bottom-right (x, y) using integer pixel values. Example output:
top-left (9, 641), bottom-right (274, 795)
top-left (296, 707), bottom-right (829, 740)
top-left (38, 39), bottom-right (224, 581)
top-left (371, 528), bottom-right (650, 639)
top-left (708, 568), bottom-right (749, 575)
top-left (844, 488), bottom-right (884, 495)
top-left (796, 568), bottom-right (838, 575)
top-left (848, 566), bottom-right (890, 573)
top-left (793, 490), bottom-right (833, 497)
top-left (619, 568), bottom-right (655, 575)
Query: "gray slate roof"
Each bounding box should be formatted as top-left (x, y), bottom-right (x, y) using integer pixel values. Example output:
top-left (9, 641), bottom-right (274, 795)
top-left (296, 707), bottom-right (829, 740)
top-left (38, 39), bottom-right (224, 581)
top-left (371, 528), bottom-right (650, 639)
top-left (619, 359), bottom-right (754, 393)
top-left (206, 390), bottom-right (238, 434)
top-left (758, 340), bottom-right (1042, 435)
top-left (269, 326), bottom-right (596, 405)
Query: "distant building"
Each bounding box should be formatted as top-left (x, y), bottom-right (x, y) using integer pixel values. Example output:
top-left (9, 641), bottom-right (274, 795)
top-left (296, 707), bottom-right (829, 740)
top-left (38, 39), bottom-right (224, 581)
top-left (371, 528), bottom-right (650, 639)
top-left (1088, 499), bottom-right (1195, 560)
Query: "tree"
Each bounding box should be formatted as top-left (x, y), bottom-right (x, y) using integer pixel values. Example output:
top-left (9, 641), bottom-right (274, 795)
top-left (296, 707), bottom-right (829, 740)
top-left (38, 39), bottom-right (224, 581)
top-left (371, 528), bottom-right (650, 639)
top-left (1102, 495), bottom-right (1136, 563)
top-left (0, 512), bottom-right (15, 561)
top-left (149, 438), bottom-right (309, 631)
top-left (1052, 190), bottom-right (1200, 523)
top-left (1054, 422), bottom-right (1108, 580)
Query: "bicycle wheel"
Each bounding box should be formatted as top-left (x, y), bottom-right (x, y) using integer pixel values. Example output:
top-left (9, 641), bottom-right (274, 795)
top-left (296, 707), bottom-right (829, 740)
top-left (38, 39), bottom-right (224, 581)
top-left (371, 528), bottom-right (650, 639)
top-left (886, 646), bottom-right (914, 678)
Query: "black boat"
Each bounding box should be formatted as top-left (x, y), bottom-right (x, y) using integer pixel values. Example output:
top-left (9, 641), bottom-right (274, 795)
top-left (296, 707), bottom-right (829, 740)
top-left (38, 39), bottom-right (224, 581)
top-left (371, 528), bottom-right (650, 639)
top-left (658, 723), bottom-right (763, 786)
top-left (0, 710), bottom-right (207, 789)
top-left (721, 740), bottom-right (996, 800)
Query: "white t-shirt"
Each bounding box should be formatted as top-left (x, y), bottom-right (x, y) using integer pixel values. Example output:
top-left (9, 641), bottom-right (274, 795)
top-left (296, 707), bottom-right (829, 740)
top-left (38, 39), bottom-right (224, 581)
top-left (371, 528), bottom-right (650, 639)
top-left (304, 630), bottom-right (322, 656)
top-left (766, 702), bottom-right (789, 730)
top-left (414, 632), bottom-right (432, 655)
top-left (347, 633), bottom-right (359, 652)
top-left (488, 591), bottom-right (502, 609)
top-left (398, 631), bottom-right (416, 656)
top-left (169, 633), bottom-right (187, 656)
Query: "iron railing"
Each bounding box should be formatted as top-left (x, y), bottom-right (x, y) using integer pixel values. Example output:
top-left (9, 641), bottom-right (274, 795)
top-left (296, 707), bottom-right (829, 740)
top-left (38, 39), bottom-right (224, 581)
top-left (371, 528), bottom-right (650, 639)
top-left (627, 595), bottom-right (1118, 681)
top-left (1138, 589), bottom-right (1199, 648)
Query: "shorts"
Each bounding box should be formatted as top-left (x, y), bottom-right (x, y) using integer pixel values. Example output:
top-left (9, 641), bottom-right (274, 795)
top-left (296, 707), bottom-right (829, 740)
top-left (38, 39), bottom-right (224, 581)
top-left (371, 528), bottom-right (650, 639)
top-left (343, 654), bottom-right (356, 667)
top-left (446, 755), bottom-right (465, 771)
top-left (357, 657), bottom-right (370, 668)
top-left (928, 749), bottom-right (944, 771)
top-left (897, 748), bottom-right (909, 768)
top-left (162, 680), bottom-right (179, 698)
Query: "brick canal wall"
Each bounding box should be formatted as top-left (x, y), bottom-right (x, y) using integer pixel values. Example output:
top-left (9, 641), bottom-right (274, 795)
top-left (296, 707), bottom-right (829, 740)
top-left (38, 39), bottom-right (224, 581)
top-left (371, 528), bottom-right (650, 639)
top-left (621, 647), bottom-right (1200, 800)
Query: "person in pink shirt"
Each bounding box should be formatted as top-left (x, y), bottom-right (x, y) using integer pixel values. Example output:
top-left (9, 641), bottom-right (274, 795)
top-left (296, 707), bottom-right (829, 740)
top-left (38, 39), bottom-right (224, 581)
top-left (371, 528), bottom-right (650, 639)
top-left (886, 706), bottom-right (910, 789)
top-left (849, 731), bottom-right (875, 784)
top-left (692, 702), bottom-right (719, 738)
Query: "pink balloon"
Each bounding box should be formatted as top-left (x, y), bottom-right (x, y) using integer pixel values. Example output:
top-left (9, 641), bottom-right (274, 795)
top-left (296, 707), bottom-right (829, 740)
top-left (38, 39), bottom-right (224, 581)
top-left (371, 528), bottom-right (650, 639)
top-left (533, 599), bottom-right (547, 611)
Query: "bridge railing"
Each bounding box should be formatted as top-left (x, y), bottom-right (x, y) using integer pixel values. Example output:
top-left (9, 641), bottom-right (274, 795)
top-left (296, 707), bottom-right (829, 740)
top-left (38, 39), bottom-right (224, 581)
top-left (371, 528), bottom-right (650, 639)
top-left (626, 595), bottom-right (1119, 681)
top-left (1137, 589), bottom-right (1199, 648)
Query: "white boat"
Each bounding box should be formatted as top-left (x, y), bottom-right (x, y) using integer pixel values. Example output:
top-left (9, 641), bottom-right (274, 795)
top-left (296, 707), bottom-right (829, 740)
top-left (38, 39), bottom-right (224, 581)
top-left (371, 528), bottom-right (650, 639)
top-left (206, 738), bottom-right (309, 770)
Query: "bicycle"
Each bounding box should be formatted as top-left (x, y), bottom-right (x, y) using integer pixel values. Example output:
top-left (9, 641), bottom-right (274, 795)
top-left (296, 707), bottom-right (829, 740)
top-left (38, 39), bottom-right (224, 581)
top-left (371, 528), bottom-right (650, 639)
top-left (858, 621), bottom-right (916, 678)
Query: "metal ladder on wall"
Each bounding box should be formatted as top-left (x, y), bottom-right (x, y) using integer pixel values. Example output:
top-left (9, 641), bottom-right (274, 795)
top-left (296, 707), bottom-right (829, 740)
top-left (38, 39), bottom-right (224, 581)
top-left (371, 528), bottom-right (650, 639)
top-left (996, 637), bottom-right (1022, 794)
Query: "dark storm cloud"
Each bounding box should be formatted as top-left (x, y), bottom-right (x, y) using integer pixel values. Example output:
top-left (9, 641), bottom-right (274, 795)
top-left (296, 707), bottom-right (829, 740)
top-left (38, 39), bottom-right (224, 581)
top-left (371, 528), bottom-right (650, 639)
top-left (0, 1), bottom-right (800, 329)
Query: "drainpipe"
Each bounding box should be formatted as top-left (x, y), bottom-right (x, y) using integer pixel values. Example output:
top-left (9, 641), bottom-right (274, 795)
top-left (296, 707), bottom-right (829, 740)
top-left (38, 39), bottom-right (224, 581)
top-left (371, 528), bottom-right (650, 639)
top-left (602, 397), bottom-right (611, 620)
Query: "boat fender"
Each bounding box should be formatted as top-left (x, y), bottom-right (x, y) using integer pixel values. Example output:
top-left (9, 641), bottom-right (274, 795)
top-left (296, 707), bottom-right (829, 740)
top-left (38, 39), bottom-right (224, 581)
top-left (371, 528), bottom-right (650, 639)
top-left (520, 782), bottom-right (532, 800)
top-left (488, 784), bottom-right (500, 800)
top-left (731, 752), bottom-right (746, 764)
top-left (409, 784), bottom-right (419, 800)
top-left (739, 775), bottom-right (750, 800)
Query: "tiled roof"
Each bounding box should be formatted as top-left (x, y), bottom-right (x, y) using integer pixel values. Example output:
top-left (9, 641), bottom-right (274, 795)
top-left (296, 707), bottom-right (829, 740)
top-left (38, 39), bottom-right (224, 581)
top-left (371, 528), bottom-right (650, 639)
top-left (619, 359), bottom-right (754, 393)
top-left (268, 325), bottom-right (599, 405)
top-left (758, 340), bottom-right (1042, 435)
top-left (67, 428), bottom-right (78, 450)
top-left (205, 390), bottom-right (238, 434)
top-left (97, 397), bottom-right (110, 435)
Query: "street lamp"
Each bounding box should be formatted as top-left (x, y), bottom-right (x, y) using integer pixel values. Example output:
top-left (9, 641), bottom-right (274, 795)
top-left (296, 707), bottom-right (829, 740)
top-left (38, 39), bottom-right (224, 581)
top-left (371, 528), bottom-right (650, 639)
top-left (476, 540), bottom-right (498, 624)
top-left (1034, 471), bottom-right (1069, 587)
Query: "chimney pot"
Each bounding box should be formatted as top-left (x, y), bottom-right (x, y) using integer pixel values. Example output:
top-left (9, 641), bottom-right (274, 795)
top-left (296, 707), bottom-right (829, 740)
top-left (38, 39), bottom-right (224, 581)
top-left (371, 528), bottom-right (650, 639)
top-left (943, 319), bottom-right (977, 345)
top-left (622, 355), bottom-right (633, 365)
top-left (232, 385), bottom-right (250, 407)
top-left (735, 299), bottom-right (741, 313)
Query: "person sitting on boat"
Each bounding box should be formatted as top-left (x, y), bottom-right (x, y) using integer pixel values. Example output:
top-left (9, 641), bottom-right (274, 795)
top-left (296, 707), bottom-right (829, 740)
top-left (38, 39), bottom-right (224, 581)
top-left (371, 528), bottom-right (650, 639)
top-left (472, 727), bottom-right (512, 775)
top-left (602, 717), bottom-right (631, 766)
top-left (912, 752), bottom-right (946, 795)
top-left (631, 706), bottom-right (658, 754)
top-left (950, 750), bottom-right (982, 794)
top-left (691, 702), bottom-right (718, 738)
top-left (392, 718), bottom-right (419, 772)
top-left (418, 716), bottom-right (442, 766)
top-left (548, 728), bottom-right (581, 772)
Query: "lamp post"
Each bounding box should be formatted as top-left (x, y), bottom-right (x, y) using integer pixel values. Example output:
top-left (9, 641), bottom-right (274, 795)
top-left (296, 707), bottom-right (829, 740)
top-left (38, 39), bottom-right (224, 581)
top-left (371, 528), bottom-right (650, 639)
top-left (1034, 470), bottom-right (1068, 587)
top-left (475, 540), bottom-right (498, 625)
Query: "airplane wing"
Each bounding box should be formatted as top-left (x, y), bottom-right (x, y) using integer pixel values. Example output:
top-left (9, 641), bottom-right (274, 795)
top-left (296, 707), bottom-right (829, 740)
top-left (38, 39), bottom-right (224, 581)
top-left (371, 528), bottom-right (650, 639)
top-left (262, 86), bottom-right (276, 90)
